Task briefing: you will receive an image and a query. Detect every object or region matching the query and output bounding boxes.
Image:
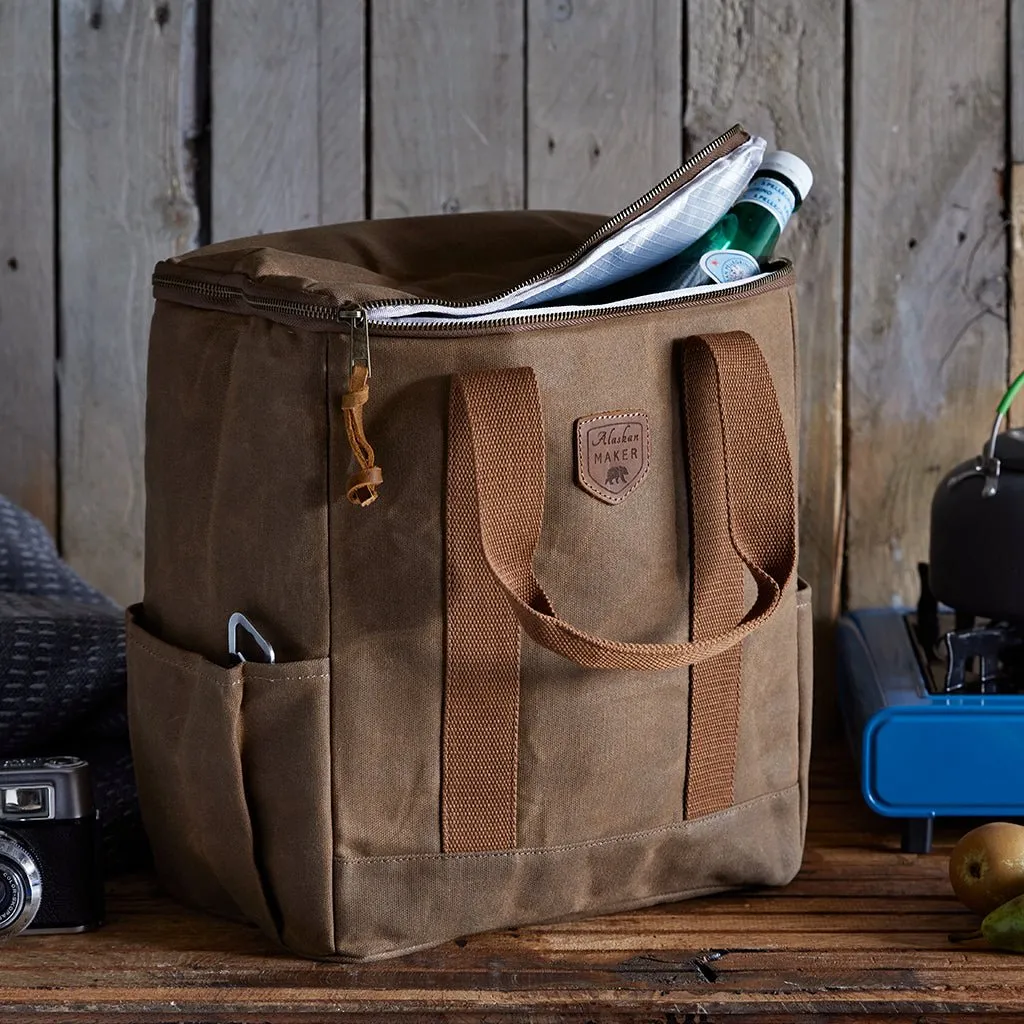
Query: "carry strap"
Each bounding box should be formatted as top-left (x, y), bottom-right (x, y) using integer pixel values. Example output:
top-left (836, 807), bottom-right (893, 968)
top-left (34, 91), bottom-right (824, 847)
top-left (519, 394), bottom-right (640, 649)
top-left (443, 331), bottom-right (796, 849)
top-left (443, 367), bottom-right (547, 851)
top-left (684, 339), bottom-right (745, 817)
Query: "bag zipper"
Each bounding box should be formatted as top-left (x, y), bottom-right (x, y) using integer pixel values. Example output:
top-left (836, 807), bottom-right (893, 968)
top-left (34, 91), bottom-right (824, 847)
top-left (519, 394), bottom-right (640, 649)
top-left (373, 264), bottom-right (792, 334)
top-left (154, 264), bottom-right (791, 512)
top-left (151, 123), bottom-right (785, 507)
top-left (363, 122), bottom-right (752, 317)
top-left (152, 260), bottom-right (792, 340)
top-left (151, 122), bottom-right (757, 346)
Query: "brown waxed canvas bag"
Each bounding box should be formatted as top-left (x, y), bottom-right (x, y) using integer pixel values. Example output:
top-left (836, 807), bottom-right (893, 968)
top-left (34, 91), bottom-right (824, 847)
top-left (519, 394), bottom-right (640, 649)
top-left (126, 124), bottom-right (813, 961)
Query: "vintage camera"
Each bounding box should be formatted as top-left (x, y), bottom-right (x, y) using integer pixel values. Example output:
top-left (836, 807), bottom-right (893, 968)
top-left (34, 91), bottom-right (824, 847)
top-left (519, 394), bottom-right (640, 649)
top-left (0, 757), bottom-right (103, 936)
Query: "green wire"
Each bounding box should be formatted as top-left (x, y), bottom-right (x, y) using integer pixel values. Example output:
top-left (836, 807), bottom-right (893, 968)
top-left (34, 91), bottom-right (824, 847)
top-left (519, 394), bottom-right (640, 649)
top-left (998, 370), bottom-right (1024, 417)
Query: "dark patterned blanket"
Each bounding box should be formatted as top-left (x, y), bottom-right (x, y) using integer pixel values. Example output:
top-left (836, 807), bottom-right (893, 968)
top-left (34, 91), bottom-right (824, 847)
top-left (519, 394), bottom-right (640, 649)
top-left (0, 497), bottom-right (146, 872)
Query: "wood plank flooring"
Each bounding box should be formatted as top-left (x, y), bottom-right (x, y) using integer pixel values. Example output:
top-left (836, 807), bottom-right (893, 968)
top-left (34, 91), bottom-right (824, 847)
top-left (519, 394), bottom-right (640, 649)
top-left (0, 752), bottom-right (1018, 1021)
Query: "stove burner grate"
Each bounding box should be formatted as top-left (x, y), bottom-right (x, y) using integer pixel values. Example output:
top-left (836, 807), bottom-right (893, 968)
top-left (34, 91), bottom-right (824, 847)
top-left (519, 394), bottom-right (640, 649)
top-left (911, 564), bottom-right (1024, 694)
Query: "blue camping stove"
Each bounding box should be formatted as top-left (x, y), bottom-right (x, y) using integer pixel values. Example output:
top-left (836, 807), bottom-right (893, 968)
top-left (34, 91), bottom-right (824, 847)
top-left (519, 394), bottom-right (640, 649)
top-left (837, 569), bottom-right (1024, 853)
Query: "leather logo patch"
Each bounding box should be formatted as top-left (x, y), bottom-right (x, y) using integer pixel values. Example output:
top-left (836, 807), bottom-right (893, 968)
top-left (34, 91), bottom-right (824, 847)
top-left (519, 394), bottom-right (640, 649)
top-left (575, 411), bottom-right (650, 505)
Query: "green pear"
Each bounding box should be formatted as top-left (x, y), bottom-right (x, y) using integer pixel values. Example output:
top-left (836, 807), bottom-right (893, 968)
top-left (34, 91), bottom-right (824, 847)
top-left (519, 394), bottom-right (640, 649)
top-left (955, 893), bottom-right (1024, 952)
top-left (981, 894), bottom-right (1024, 952)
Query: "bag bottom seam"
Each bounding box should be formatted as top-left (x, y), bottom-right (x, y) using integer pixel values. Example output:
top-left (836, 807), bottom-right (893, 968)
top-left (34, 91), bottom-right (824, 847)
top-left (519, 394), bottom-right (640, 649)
top-left (335, 781), bottom-right (798, 865)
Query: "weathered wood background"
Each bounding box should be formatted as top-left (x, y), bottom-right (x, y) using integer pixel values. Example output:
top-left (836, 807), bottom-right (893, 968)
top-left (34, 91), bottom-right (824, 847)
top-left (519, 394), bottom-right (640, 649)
top-left (0, 1), bottom-right (1016, 648)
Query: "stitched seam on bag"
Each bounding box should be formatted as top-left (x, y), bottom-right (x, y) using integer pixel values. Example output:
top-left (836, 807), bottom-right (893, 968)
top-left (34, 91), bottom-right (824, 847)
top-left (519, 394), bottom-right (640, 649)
top-left (787, 288), bottom-right (799, 412)
top-left (127, 637), bottom-right (239, 681)
top-left (128, 635), bottom-right (328, 684)
top-left (325, 331), bottom-right (338, 956)
top-left (243, 673), bottom-right (329, 682)
top-left (335, 783), bottom-right (797, 864)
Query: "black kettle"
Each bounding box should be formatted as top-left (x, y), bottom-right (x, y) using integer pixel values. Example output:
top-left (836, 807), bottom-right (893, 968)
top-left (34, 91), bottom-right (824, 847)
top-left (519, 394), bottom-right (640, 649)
top-left (931, 374), bottom-right (1024, 621)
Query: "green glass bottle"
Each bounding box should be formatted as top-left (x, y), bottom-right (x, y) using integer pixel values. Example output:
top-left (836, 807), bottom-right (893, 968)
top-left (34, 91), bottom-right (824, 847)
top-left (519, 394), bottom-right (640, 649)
top-left (655, 150), bottom-right (813, 290)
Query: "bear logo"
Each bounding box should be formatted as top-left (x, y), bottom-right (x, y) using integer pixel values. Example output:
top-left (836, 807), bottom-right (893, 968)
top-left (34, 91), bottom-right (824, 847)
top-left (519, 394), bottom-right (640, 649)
top-left (605, 465), bottom-right (630, 487)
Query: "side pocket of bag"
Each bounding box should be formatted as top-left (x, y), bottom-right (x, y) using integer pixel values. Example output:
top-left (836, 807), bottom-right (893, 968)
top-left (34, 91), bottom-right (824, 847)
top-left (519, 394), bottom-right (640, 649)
top-left (125, 606), bottom-right (278, 936)
top-left (796, 579), bottom-right (814, 837)
top-left (241, 660), bottom-right (333, 957)
top-left (126, 607), bottom-right (334, 957)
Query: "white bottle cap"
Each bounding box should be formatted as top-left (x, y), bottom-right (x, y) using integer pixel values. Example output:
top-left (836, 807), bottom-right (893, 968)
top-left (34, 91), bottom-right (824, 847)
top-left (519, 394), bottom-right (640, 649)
top-left (758, 151), bottom-right (813, 201)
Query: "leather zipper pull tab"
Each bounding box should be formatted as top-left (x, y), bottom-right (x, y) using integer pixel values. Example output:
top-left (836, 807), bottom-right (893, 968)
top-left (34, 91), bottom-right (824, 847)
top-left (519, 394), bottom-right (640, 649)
top-left (341, 309), bottom-right (382, 506)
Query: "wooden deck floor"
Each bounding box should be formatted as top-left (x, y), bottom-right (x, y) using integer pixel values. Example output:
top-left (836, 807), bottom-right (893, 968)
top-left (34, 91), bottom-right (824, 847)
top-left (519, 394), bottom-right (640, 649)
top-left (1, 753), bottom-right (1021, 1022)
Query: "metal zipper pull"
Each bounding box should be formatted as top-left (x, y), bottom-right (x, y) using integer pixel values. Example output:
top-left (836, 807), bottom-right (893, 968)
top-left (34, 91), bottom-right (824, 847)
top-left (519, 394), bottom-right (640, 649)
top-left (341, 307), bottom-right (382, 506)
top-left (348, 304), bottom-right (371, 379)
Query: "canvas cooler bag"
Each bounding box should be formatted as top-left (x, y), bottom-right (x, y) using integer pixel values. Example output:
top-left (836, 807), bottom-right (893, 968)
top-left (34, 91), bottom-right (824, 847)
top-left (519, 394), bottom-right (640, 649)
top-left (126, 124), bottom-right (813, 960)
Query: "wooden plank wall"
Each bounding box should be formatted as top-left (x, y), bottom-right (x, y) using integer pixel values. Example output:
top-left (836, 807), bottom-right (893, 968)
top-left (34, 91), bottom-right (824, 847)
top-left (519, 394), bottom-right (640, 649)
top-left (58, 0), bottom-right (200, 600)
top-left (685, 0), bottom-right (845, 698)
top-left (526, 0), bottom-right (681, 213)
top-left (0, 1), bottom-right (1017, 704)
top-left (846, 0), bottom-right (1007, 609)
top-left (212, 0), bottom-right (365, 235)
top-left (0, 1), bottom-right (56, 535)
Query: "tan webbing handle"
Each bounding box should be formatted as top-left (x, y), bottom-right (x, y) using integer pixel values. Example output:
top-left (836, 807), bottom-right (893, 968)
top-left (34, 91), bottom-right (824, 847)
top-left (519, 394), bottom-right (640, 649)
top-left (448, 331), bottom-right (796, 672)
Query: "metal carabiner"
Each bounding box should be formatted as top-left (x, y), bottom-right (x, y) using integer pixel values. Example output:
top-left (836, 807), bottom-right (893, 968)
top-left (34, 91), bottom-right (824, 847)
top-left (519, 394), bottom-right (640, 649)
top-left (227, 612), bottom-right (276, 664)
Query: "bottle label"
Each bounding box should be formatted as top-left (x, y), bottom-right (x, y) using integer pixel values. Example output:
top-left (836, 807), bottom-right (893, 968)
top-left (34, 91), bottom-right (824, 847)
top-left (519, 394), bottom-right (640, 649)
top-left (739, 176), bottom-right (796, 230)
top-left (699, 249), bottom-right (761, 285)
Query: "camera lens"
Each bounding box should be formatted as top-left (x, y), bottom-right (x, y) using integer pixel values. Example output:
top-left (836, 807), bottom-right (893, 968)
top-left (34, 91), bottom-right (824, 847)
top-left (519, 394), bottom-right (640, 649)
top-left (0, 867), bottom-right (25, 929)
top-left (0, 834), bottom-right (42, 938)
